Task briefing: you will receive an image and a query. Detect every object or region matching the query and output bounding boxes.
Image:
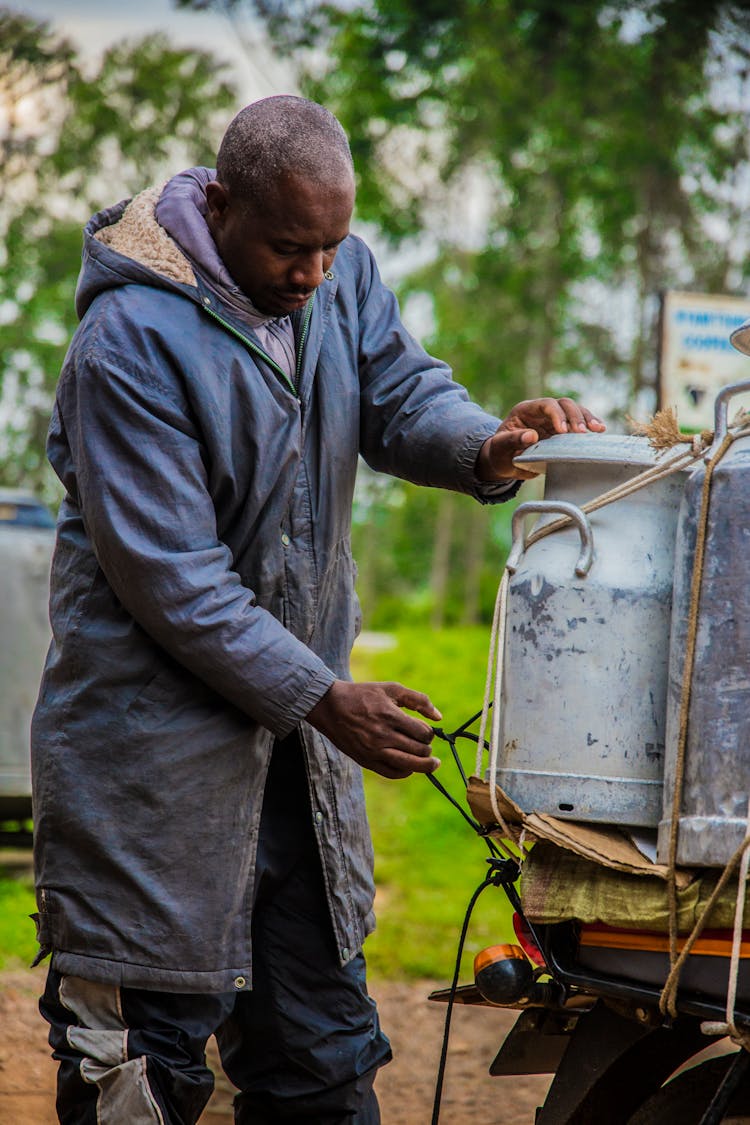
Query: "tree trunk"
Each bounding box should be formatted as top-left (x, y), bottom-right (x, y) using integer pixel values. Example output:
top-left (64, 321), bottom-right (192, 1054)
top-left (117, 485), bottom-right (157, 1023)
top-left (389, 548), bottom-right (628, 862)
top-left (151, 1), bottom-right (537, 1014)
top-left (632, 219), bottom-right (654, 402)
top-left (460, 503), bottom-right (487, 625)
top-left (356, 514), bottom-right (378, 623)
top-left (430, 492), bottom-right (455, 629)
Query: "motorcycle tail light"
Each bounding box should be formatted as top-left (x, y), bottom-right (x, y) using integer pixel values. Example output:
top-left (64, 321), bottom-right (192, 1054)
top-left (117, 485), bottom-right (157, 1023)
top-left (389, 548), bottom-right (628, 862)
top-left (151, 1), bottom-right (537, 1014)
top-left (512, 912), bottom-right (546, 967)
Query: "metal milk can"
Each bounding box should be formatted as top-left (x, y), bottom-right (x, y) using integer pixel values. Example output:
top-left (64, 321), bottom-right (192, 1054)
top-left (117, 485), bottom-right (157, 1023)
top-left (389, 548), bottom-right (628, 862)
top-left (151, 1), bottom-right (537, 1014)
top-left (658, 380), bottom-right (750, 867)
top-left (494, 433), bottom-right (690, 828)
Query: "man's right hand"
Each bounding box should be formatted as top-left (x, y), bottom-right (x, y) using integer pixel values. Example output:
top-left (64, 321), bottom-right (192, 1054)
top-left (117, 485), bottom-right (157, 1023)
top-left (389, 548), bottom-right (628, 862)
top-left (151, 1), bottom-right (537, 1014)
top-left (306, 680), bottom-right (442, 779)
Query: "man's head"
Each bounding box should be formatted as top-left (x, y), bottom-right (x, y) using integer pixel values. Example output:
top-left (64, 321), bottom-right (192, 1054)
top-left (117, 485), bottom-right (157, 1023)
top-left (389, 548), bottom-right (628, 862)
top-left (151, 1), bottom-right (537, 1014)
top-left (205, 96), bottom-right (355, 317)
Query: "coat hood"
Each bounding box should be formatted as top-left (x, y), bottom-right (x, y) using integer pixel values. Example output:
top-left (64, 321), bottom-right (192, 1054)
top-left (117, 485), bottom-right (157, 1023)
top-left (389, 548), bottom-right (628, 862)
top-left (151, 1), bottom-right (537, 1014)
top-left (75, 187), bottom-right (198, 319)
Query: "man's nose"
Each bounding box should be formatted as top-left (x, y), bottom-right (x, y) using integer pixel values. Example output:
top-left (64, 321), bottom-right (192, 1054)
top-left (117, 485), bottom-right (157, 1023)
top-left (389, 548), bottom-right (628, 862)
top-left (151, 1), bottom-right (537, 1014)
top-left (289, 251), bottom-right (325, 291)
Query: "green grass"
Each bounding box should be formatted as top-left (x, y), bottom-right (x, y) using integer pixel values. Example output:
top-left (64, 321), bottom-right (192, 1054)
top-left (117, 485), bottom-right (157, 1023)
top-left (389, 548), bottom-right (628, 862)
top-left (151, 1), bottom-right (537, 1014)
top-left (354, 626), bottom-right (516, 982)
top-left (0, 627), bottom-right (516, 983)
top-left (0, 873), bottom-right (38, 969)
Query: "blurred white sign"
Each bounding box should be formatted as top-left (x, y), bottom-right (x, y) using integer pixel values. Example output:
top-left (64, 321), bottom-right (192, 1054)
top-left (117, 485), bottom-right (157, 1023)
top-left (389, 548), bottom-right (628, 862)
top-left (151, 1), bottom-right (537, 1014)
top-left (659, 290), bottom-right (750, 431)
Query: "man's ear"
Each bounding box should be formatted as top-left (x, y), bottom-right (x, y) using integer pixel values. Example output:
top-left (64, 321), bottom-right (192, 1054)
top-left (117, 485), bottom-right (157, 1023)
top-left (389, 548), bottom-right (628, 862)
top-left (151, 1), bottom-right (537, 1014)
top-left (205, 181), bottom-right (230, 225)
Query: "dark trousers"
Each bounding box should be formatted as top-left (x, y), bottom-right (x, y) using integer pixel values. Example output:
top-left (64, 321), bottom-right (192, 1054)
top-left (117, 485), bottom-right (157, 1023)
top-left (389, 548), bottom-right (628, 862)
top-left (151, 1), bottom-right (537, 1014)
top-left (40, 735), bottom-right (391, 1123)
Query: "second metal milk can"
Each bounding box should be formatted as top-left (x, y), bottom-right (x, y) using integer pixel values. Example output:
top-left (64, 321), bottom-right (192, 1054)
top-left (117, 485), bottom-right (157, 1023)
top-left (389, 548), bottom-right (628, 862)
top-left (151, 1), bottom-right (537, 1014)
top-left (658, 380), bottom-right (750, 867)
top-left (495, 433), bottom-right (690, 828)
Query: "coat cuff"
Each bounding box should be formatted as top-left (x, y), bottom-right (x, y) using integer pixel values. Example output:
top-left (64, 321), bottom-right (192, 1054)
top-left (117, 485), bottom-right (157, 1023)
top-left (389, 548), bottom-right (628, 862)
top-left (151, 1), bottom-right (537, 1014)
top-left (456, 423), bottom-right (522, 504)
top-left (272, 663), bottom-right (338, 739)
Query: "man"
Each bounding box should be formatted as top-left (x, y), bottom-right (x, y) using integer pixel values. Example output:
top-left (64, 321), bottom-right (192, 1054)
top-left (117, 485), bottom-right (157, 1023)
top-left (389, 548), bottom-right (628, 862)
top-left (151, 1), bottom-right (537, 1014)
top-left (32, 96), bottom-right (604, 1124)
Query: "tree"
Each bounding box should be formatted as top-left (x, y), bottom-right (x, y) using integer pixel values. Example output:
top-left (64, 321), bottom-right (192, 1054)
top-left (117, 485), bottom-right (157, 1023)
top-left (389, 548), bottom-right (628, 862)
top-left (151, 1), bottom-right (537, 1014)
top-left (0, 10), bottom-right (237, 497)
top-left (179, 1), bottom-right (750, 623)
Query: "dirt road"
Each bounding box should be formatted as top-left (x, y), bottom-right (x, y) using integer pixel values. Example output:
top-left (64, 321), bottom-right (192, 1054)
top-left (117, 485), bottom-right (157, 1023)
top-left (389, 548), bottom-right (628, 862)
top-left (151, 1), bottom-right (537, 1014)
top-left (0, 969), bottom-right (550, 1123)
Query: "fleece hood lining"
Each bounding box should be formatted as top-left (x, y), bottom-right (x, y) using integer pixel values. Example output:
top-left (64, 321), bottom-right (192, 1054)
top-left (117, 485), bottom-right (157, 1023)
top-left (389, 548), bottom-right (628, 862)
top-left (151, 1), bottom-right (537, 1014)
top-left (94, 187), bottom-right (197, 289)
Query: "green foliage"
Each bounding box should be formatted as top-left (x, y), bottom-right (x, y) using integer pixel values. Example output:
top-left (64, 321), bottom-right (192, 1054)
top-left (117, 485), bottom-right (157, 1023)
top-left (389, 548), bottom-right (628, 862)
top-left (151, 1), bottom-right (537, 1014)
top-left (0, 11), bottom-right (237, 500)
top-left (353, 627), bottom-right (517, 980)
top-left (352, 476), bottom-right (520, 626)
top-left (177, 0), bottom-right (750, 394)
top-left (174, 0), bottom-right (750, 623)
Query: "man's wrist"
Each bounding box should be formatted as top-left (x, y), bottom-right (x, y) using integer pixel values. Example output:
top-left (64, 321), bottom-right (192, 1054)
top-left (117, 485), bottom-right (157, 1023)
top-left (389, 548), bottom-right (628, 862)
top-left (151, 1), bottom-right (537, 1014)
top-left (306, 679), bottom-right (341, 729)
top-left (475, 431), bottom-right (517, 484)
top-left (475, 434), bottom-right (496, 482)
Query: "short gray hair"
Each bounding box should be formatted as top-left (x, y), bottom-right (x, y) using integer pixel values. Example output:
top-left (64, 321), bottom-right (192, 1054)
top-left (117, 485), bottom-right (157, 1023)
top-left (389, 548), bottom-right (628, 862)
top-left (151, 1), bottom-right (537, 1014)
top-left (216, 95), bottom-right (354, 204)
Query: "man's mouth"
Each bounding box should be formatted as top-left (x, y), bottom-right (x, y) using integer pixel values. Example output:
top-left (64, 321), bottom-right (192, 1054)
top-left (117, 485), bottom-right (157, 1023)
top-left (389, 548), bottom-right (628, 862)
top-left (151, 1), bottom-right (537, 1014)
top-left (277, 290), bottom-right (314, 309)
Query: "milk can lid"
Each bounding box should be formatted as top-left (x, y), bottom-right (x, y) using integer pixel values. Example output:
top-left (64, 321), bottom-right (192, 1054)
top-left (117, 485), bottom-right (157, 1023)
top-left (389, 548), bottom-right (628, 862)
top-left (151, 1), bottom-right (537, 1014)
top-left (730, 318), bottom-right (750, 357)
top-left (513, 432), bottom-right (683, 472)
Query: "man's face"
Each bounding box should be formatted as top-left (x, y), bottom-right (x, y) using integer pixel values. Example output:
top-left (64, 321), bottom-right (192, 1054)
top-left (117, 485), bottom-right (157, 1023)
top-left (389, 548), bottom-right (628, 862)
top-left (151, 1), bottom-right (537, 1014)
top-left (205, 172), bottom-right (355, 318)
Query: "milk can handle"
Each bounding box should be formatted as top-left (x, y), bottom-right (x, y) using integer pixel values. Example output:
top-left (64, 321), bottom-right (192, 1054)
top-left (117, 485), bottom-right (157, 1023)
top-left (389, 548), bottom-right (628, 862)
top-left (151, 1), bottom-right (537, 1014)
top-left (507, 501), bottom-right (594, 578)
top-left (712, 378), bottom-right (750, 447)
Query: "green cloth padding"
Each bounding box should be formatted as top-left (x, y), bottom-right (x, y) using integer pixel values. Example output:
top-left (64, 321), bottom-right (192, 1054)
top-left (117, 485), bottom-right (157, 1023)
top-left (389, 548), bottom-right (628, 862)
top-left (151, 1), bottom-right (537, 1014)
top-left (521, 842), bottom-right (750, 933)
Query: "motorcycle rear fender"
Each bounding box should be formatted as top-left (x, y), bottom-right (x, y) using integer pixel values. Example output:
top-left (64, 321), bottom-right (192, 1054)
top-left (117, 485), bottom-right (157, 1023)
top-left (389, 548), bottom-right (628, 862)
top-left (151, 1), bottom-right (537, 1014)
top-left (532, 1000), bottom-right (707, 1125)
top-left (490, 1008), bottom-right (577, 1077)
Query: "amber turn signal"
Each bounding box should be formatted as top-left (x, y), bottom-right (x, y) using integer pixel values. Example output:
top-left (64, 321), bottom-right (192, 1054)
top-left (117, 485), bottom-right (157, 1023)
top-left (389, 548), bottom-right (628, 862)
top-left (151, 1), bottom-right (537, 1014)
top-left (473, 943), bottom-right (533, 1004)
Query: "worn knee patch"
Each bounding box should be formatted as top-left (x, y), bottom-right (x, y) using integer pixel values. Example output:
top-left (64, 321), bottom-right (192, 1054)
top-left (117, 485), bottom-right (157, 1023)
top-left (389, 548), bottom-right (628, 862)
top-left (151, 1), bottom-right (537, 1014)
top-left (59, 975), bottom-right (165, 1124)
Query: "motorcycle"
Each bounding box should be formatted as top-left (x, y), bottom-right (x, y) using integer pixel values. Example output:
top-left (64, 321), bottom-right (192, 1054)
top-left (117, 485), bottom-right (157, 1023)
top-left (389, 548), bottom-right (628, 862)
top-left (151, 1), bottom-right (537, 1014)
top-left (430, 891), bottom-right (750, 1124)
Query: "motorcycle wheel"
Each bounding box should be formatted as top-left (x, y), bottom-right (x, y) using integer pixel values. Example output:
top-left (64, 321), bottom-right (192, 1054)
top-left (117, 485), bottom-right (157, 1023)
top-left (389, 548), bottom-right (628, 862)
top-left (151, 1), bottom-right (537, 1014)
top-left (627, 1054), bottom-right (750, 1124)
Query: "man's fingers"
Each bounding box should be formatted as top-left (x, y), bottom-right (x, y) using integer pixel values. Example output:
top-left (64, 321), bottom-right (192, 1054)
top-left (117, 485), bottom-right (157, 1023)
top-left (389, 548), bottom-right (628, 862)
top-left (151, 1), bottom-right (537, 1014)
top-left (377, 765), bottom-right (415, 780)
top-left (483, 429), bottom-right (541, 479)
top-left (526, 397), bottom-right (586, 435)
top-left (375, 747), bottom-right (441, 777)
top-left (556, 397), bottom-right (587, 433)
top-left (494, 428), bottom-right (537, 450)
top-left (552, 398), bottom-right (606, 434)
top-left (502, 398), bottom-right (564, 435)
top-left (504, 398), bottom-right (606, 438)
top-left (531, 398), bottom-right (584, 436)
top-left (375, 728), bottom-right (436, 756)
top-left (385, 682), bottom-right (442, 722)
top-left (582, 407), bottom-right (607, 432)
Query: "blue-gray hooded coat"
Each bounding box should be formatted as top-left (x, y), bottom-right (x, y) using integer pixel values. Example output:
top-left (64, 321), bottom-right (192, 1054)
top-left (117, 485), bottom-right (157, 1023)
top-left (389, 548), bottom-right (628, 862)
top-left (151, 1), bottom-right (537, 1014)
top-left (31, 184), bottom-right (513, 993)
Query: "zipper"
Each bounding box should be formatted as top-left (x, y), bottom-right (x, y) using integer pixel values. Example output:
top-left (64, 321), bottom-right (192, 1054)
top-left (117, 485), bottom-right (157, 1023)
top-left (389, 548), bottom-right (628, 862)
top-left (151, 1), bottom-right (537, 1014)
top-left (294, 294), bottom-right (315, 391)
top-left (201, 293), bottom-right (316, 398)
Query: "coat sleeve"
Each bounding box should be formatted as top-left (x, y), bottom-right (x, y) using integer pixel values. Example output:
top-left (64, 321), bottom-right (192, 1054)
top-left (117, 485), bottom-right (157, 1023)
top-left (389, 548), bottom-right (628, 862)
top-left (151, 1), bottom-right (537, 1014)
top-left (351, 238), bottom-right (519, 504)
top-left (53, 330), bottom-right (336, 738)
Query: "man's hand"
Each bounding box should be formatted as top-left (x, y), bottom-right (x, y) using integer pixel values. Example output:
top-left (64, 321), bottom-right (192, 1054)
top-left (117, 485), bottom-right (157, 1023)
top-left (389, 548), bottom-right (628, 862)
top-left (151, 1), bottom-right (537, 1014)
top-left (307, 680), bottom-right (442, 779)
top-left (476, 397), bottom-right (606, 481)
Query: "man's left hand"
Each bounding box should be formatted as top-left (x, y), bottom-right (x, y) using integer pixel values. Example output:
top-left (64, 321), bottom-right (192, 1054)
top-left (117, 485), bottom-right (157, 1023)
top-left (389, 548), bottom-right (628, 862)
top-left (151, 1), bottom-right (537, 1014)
top-left (476, 397), bottom-right (606, 481)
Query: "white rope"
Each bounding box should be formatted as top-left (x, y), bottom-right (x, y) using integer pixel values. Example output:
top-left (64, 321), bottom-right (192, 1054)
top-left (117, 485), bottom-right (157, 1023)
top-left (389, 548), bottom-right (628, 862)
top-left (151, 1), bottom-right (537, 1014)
top-left (474, 568), bottom-right (521, 845)
top-left (475, 573), bottom-right (505, 777)
top-left (487, 570), bottom-right (511, 830)
top-left (726, 803), bottom-right (750, 1041)
top-left (701, 797), bottom-right (750, 1046)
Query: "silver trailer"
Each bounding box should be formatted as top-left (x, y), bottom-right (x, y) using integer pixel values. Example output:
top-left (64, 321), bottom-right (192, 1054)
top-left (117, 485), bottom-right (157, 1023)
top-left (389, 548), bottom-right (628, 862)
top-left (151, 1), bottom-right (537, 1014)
top-left (0, 489), bottom-right (55, 823)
